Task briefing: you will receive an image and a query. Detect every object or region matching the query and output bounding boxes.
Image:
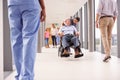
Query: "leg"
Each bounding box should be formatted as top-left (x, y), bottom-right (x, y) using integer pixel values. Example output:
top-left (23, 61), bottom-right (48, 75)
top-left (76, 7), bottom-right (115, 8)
top-left (20, 5), bottom-right (40, 80)
top-left (45, 38), bottom-right (47, 46)
top-left (53, 36), bottom-right (55, 46)
top-left (107, 18), bottom-right (114, 54)
top-left (99, 18), bottom-right (110, 56)
top-left (78, 40), bottom-right (82, 52)
top-left (56, 35), bottom-right (59, 45)
top-left (56, 36), bottom-right (58, 45)
top-left (58, 36), bottom-right (60, 45)
top-left (61, 35), bottom-right (71, 57)
top-left (8, 6), bottom-right (23, 80)
top-left (54, 36), bottom-right (57, 47)
top-left (71, 36), bottom-right (83, 58)
top-left (71, 36), bottom-right (80, 49)
top-left (45, 38), bottom-right (48, 48)
top-left (62, 35), bottom-right (70, 49)
top-left (46, 38), bottom-right (49, 48)
top-left (51, 36), bottom-right (54, 47)
top-left (46, 38), bottom-right (49, 45)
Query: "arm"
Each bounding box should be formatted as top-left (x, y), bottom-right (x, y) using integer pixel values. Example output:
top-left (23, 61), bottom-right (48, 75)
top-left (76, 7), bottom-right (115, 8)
top-left (95, 14), bottom-right (100, 28)
top-left (58, 27), bottom-right (64, 37)
top-left (73, 26), bottom-right (79, 36)
top-left (95, 0), bottom-right (102, 28)
top-left (113, 3), bottom-right (118, 22)
top-left (113, 17), bottom-right (117, 22)
top-left (39, 0), bottom-right (46, 22)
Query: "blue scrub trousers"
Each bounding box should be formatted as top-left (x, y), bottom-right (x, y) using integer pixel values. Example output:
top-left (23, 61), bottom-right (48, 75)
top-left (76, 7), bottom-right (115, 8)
top-left (8, 4), bottom-right (40, 80)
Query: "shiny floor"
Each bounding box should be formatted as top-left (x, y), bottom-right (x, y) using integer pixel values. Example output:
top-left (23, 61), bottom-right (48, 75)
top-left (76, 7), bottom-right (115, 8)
top-left (5, 47), bottom-right (120, 80)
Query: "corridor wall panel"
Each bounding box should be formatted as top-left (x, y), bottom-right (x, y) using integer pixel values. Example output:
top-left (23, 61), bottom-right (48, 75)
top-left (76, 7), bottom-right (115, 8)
top-left (0, 0), bottom-right (4, 79)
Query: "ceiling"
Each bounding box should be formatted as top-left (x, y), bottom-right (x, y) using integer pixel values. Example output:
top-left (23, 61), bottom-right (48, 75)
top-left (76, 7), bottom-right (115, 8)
top-left (44, 0), bottom-right (87, 26)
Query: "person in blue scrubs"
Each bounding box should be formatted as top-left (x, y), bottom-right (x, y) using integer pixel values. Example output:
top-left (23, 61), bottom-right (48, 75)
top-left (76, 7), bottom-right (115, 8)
top-left (7, 0), bottom-right (46, 80)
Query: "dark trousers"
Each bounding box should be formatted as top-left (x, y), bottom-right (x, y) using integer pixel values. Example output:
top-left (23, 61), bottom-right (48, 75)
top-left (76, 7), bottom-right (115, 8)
top-left (52, 36), bottom-right (57, 46)
top-left (62, 34), bottom-right (79, 49)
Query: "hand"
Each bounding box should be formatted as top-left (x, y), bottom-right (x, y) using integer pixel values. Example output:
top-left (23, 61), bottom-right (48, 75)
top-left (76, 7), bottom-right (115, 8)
top-left (60, 33), bottom-right (64, 37)
top-left (76, 32), bottom-right (79, 36)
top-left (40, 9), bottom-right (46, 22)
top-left (95, 21), bottom-right (99, 28)
top-left (113, 17), bottom-right (116, 23)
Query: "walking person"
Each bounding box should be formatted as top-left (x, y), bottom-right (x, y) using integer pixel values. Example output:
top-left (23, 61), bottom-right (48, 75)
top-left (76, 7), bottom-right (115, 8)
top-left (44, 28), bottom-right (50, 48)
top-left (56, 27), bottom-right (60, 45)
top-left (7, 0), bottom-right (46, 80)
top-left (51, 24), bottom-right (57, 48)
top-left (95, 0), bottom-right (118, 62)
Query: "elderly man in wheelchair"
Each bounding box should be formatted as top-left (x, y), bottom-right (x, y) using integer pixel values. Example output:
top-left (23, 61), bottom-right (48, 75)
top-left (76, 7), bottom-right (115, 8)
top-left (58, 19), bottom-right (84, 58)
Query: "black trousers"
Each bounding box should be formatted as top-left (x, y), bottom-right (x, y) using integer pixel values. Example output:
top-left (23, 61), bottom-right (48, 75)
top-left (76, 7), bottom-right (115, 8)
top-left (52, 36), bottom-right (57, 46)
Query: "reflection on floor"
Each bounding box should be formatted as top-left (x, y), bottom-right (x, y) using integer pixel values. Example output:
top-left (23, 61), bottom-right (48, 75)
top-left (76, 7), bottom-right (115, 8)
top-left (5, 47), bottom-right (120, 80)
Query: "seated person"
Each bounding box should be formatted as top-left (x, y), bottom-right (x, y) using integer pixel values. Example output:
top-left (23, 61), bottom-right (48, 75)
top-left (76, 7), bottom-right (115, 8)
top-left (58, 19), bottom-right (83, 58)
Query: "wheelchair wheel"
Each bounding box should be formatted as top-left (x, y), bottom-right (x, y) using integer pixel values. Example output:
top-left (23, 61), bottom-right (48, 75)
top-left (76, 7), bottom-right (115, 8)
top-left (58, 46), bottom-right (64, 57)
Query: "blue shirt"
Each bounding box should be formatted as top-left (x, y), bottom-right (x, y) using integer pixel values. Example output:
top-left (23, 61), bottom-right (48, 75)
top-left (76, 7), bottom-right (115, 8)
top-left (59, 25), bottom-right (77, 35)
top-left (8, 0), bottom-right (39, 6)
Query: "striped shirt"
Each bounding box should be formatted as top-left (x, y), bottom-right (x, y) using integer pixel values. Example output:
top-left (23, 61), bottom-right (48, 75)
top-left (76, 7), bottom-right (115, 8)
top-left (97, 0), bottom-right (118, 17)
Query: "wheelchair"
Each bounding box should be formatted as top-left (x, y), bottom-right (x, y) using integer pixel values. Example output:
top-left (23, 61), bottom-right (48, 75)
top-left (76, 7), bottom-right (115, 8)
top-left (58, 36), bottom-right (83, 57)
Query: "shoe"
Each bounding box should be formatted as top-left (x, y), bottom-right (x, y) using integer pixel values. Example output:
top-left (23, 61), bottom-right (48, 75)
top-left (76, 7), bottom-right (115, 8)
top-left (61, 54), bottom-right (70, 57)
top-left (69, 53), bottom-right (73, 55)
top-left (103, 56), bottom-right (111, 62)
top-left (74, 53), bottom-right (84, 58)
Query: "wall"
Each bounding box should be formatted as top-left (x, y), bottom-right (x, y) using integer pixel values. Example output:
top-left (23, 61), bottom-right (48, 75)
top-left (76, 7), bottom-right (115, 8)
top-left (3, 0), bottom-right (13, 71)
top-left (0, 0), bottom-right (3, 79)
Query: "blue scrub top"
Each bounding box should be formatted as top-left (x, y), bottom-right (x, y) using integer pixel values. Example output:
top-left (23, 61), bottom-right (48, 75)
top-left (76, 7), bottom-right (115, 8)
top-left (8, 0), bottom-right (40, 6)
